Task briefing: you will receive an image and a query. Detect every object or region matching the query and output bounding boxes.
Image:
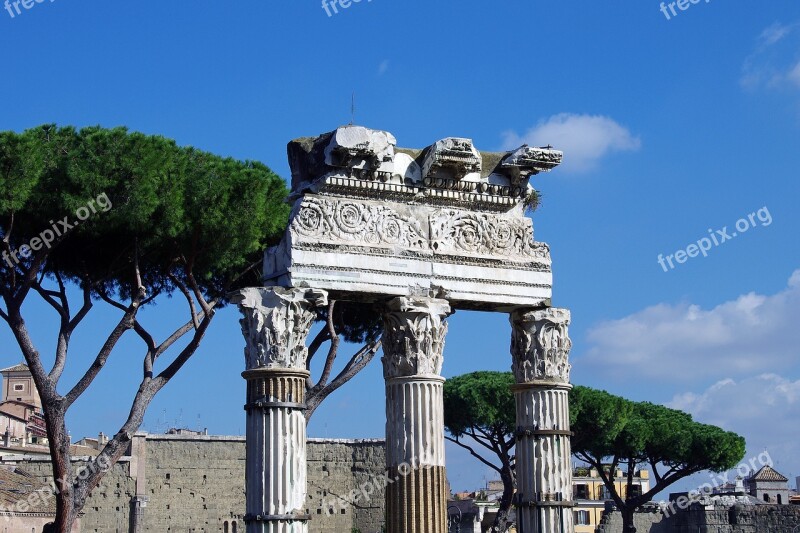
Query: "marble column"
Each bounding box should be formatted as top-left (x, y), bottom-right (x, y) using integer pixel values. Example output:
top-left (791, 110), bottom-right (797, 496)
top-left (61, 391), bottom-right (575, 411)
top-left (510, 308), bottom-right (574, 533)
top-left (382, 297), bottom-right (451, 533)
top-left (235, 287), bottom-right (328, 533)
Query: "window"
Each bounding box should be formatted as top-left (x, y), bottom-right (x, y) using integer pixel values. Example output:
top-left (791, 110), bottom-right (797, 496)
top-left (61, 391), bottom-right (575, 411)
top-left (13, 384), bottom-right (24, 392)
top-left (777, 494), bottom-right (783, 504)
top-left (599, 485), bottom-right (613, 501)
top-left (223, 522), bottom-right (229, 533)
top-left (575, 484), bottom-right (590, 500)
top-left (574, 510), bottom-right (590, 525)
top-left (764, 494), bottom-right (771, 502)
top-left (627, 485), bottom-right (642, 499)
top-left (231, 522), bottom-right (236, 533)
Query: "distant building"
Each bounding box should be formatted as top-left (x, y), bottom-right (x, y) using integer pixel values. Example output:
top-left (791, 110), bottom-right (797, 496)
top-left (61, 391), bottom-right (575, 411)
top-left (446, 498), bottom-right (485, 533)
top-left (478, 466), bottom-right (650, 533)
top-left (1, 363), bottom-right (41, 409)
top-left (572, 466), bottom-right (650, 533)
top-left (745, 465), bottom-right (790, 505)
top-left (0, 363), bottom-right (48, 447)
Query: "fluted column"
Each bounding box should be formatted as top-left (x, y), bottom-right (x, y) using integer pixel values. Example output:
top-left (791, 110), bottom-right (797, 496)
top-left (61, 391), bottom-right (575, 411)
top-left (510, 308), bottom-right (574, 533)
top-left (235, 287), bottom-right (328, 533)
top-left (382, 297), bottom-right (451, 533)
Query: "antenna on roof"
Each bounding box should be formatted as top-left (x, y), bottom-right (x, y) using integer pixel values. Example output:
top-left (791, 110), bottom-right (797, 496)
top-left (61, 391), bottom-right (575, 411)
top-left (350, 92), bottom-right (355, 125)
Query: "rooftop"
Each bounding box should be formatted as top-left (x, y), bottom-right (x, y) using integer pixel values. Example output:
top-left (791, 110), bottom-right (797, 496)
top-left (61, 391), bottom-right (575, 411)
top-left (0, 363), bottom-right (29, 373)
top-left (748, 465), bottom-right (789, 483)
top-left (0, 466), bottom-right (56, 515)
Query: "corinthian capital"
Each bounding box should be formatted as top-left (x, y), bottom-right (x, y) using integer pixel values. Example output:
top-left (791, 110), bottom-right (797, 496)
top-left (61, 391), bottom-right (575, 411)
top-left (382, 297), bottom-right (452, 379)
top-left (510, 307), bottom-right (572, 384)
top-left (234, 287), bottom-right (328, 371)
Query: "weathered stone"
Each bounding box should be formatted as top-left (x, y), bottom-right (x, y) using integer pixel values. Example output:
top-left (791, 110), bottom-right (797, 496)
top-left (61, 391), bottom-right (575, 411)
top-left (382, 297), bottom-right (450, 533)
top-left (511, 307), bottom-right (572, 384)
top-left (511, 307), bottom-right (574, 533)
top-left (267, 126), bottom-right (561, 311)
top-left (421, 137), bottom-right (482, 181)
top-left (234, 287), bottom-right (329, 533)
top-left (499, 144), bottom-right (563, 183)
top-left (3, 435), bottom-right (386, 533)
top-left (233, 287), bottom-right (327, 371)
top-left (257, 125), bottom-right (570, 533)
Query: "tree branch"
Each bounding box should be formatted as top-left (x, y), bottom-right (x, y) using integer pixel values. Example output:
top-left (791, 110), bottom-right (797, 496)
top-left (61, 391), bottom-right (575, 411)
top-left (155, 308), bottom-right (215, 382)
top-left (305, 338), bottom-right (381, 419)
top-left (169, 273), bottom-right (199, 329)
top-left (64, 287), bottom-right (144, 408)
top-left (314, 303), bottom-right (340, 390)
top-left (445, 435), bottom-right (503, 474)
top-left (306, 327), bottom-right (331, 369)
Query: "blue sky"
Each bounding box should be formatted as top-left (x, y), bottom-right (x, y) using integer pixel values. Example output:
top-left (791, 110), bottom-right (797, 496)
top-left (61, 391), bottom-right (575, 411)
top-left (2, 0), bottom-right (800, 496)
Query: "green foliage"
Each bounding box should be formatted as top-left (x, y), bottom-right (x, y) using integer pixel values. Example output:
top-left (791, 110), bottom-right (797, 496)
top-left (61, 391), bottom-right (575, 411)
top-left (318, 300), bottom-right (382, 344)
top-left (0, 125), bottom-right (290, 303)
top-left (443, 371), bottom-right (516, 438)
top-left (571, 385), bottom-right (746, 477)
top-left (523, 189), bottom-right (541, 213)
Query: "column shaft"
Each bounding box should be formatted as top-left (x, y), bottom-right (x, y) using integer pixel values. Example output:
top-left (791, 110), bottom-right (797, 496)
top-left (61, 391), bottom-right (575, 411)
top-left (235, 287), bottom-right (327, 533)
top-left (382, 297), bottom-right (451, 533)
top-left (510, 308), bottom-right (574, 533)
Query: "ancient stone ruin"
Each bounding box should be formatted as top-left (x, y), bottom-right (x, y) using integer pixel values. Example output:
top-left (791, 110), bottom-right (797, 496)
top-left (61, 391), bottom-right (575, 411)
top-left (234, 126), bottom-right (574, 533)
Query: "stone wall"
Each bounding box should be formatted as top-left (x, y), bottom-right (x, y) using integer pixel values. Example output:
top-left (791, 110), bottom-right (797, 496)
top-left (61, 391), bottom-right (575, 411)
top-left (307, 439), bottom-right (386, 533)
top-left (4, 435), bottom-right (386, 533)
top-left (597, 504), bottom-right (800, 532)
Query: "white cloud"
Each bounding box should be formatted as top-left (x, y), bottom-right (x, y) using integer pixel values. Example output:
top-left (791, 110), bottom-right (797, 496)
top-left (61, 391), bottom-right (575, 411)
top-left (378, 60), bottom-right (389, 76)
top-left (758, 22), bottom-right (795, 48)
top-left (788, 61), bottom-right (800, 88)
top-left (741, 22), bottom-right (800, 91)
top-left (668, 374), bottom-right (800, 485)
top-left (501, 113), bottom-right (640, 173)
top-left (582, 270), bottom-right (800, 382)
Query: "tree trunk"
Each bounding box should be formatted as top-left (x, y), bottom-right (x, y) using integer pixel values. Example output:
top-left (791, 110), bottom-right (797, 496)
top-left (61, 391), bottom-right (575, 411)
top-left (42, 403), bottom-right (78, 533)
top-left (621, 506), bottom-right (637, 533)
top-left (492, 461), bottom-right (515, 532)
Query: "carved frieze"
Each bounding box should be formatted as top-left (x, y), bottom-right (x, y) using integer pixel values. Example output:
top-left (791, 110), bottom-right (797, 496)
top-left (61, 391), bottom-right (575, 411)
top-left (382, 298), bottom-right (452, 379)
top-left (234, 287), bottom-right (328, 371)
top-left (510, 308), bottom-right (572, 383)
top-left (430, 210), bottom-right (550, 260)
top-left (291, 197), bottom-right (429, 250)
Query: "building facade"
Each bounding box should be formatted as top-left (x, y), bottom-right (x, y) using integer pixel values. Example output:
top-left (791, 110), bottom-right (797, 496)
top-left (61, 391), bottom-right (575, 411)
top-left (571, 467), bottom-right (650, 533)
top-left (745, 465), bottom-right (790, 504)
top-left (0, 364), bottom-right (47, 447)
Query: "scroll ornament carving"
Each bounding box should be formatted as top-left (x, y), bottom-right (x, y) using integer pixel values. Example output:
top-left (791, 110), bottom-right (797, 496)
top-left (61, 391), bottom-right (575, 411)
top-left (292, 197), bottom-right (428, 250)
top-left (382, 298), bottom-right (451, 379)
top-left (430, 210), bottom-right (549, 260)
top-left (235, 287), bottom-right (328, 371)
top-left (511, 308), bottom-right (572, 383)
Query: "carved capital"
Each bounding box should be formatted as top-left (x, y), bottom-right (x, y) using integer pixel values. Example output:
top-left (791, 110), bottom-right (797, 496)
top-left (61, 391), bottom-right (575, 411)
top-left (234, 287), bottom-right (328, 371)
top-left (510, 308), bottom-right (572, 384)
top-left (382, 297), bottom-right (452, 379)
